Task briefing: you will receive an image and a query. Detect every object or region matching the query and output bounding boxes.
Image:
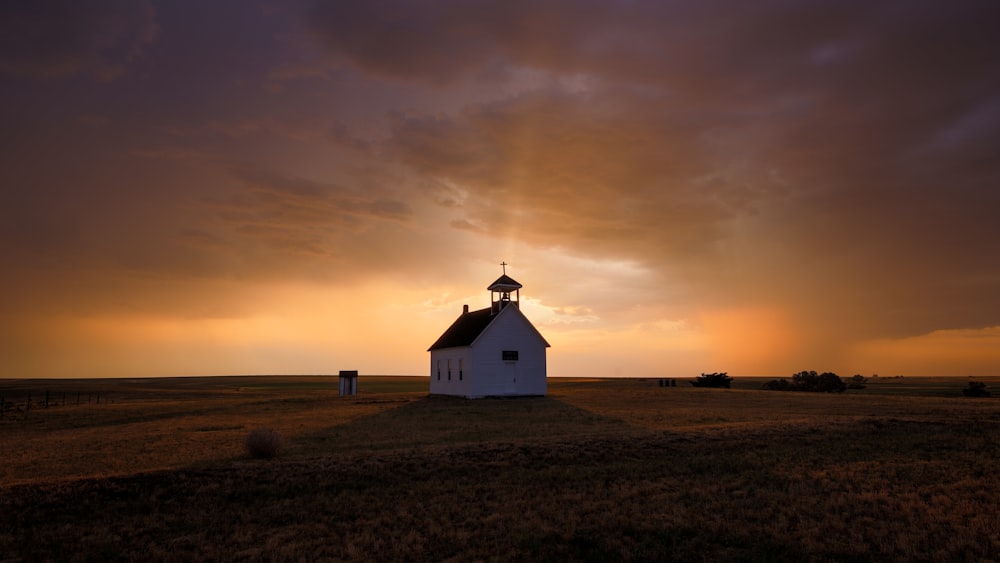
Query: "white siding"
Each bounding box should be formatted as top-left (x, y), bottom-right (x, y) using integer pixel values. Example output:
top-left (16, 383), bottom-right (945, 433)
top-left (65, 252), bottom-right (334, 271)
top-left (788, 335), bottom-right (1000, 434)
top-left (429, 347), bottom-right (473, 396)
top-left (468, 307), bottom-right (547, 397)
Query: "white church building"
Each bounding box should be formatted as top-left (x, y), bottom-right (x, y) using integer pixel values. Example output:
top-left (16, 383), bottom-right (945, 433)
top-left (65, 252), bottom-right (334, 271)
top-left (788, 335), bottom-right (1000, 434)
top-left (428, 269), bottom-right (550, 398)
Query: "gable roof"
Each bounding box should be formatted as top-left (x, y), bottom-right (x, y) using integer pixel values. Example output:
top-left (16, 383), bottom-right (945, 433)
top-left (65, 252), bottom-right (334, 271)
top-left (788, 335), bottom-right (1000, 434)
top-left (487, 275), bottom-right (522, 291)
top-left (427, 304), bottom-right (551, 351)
top-left (427, 307), bottom-right (495, 350)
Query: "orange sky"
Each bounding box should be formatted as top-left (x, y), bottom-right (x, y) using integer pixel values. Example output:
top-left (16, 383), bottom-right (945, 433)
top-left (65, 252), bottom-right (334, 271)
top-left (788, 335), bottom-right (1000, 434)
top-left (2, 1), bottom-right (1000, 378)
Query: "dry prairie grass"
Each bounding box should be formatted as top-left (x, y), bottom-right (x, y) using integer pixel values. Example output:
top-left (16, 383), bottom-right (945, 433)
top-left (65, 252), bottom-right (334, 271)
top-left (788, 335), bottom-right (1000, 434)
top-left (1, 376), bottom-right (998, 561)
top-left (0, 377), bottom-right (420, 485)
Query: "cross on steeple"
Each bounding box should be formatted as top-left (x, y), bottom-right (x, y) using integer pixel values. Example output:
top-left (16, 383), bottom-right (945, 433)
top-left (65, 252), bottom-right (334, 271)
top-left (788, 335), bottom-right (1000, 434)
top-left (501, 261), bottom-right (508, 275)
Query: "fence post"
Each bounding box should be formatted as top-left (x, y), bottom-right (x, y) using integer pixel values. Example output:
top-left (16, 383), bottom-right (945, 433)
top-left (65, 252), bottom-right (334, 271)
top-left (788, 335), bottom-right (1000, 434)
top-left (45, 390), bottom-right (50, 408)
top-left (27, 393), bottom-right (31, 411)
top-left (77, 392), bottom-right (80, 405)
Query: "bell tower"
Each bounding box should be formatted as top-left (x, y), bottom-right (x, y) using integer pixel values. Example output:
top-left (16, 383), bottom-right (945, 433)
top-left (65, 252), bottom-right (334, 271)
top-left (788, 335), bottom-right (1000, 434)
top-left (488, 261), bottom-right (523, 314)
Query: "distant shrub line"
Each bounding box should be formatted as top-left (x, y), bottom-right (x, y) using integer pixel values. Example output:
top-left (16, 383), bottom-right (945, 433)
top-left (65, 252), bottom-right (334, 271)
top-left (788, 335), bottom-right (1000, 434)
top-left (762, 371), bottom-right (848, 393)
top-left (963, 381), bottom-right (992, 398)
top-left (690, 372), bottom-right (733, 388)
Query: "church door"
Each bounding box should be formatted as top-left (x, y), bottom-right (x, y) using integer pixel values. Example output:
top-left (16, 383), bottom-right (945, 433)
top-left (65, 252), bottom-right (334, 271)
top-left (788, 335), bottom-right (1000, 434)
top-left (504, 361), bottom-right (518, 394)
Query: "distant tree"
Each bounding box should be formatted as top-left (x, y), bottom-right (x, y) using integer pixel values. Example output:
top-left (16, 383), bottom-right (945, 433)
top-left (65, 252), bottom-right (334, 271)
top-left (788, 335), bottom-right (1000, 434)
top-left (962, 381), bottom-right (991, 398)
top-left (790, 370), bottom-right (820, 391)
top-left (815, 372), bottom-right (847, 393)
top-left (691, 372), bottom-right (733, 388)
top-left (847, 374), bottom-right (867, 390)
top-left (762, 378), bottom-right (790, 391)
top-left (763, 371), bottom-right (846, 393)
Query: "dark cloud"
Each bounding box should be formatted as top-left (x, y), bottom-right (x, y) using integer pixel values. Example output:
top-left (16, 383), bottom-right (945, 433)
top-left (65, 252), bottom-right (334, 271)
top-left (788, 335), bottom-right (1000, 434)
top-left (305, 0), bottom-right (619, 84)
top-left (0, 0), bottom-right (158, 80)
top-left (328, 122), bottom-right (374, 153)
top-left (222, 168), bottom-right (412, 228)
top-left (385, 87), bottom-right (779, 267)
top-left (166, 167), bottom-right (421, 279)
top-left (306, 1), bottom-right (1000, 94)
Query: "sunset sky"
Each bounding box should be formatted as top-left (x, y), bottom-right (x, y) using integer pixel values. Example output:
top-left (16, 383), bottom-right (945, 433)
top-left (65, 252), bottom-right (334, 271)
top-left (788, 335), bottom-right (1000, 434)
top-left (3, 1), bottom-right (1000, 378)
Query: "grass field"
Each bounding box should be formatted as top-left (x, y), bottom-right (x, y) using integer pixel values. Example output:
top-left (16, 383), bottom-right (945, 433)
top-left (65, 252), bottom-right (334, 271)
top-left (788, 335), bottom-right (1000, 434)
top-left (2, 375), bottom-right (998, 561)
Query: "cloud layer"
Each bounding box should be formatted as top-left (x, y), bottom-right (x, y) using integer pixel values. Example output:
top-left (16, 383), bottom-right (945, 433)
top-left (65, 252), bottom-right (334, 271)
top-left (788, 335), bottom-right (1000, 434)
top-left (2, 1), bottom-right (999, 376)
top-left (310, 1), bottom-right (1000, 335)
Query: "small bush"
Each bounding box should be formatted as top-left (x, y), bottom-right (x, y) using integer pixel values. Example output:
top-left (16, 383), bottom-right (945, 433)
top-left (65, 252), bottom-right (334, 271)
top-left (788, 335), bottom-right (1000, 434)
top-left (691, 372), bottom-right (733, 388)
top-left (245, 428), bottom-right (283, 459)
top-left (962, 381), bottom-right (991, 398)
top-left (847, 374), bottom-right (867, 390)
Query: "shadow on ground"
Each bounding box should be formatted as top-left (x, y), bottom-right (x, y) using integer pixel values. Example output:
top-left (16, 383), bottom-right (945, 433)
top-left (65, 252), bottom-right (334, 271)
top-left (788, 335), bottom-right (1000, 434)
top-left (291, 393), bottom-right (646, 457)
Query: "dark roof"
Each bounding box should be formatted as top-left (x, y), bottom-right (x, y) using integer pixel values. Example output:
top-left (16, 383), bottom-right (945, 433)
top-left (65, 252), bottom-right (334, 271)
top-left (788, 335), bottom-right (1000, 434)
top-left (487, 274), bottom-right (522, 291)
top-left (427, 307), bottom-right (495, 351)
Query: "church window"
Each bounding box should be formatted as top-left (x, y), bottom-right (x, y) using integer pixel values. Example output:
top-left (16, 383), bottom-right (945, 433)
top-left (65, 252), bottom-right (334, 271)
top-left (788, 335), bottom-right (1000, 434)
top-left (436, 359), bottom-right (441, 380)
top-left (459, 358), bottom-right (463, 380)
top-left (447, 359), bottom-right (452, 380)
top-left (502, 350), bottom-right (518, 361)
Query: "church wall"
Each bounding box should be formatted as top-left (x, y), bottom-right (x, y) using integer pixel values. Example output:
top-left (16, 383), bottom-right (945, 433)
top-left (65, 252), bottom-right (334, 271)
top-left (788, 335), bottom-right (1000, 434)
top-left (467, 308), bottom-right (547, 397)
top-left (429, 347), bottom-right (472, 396)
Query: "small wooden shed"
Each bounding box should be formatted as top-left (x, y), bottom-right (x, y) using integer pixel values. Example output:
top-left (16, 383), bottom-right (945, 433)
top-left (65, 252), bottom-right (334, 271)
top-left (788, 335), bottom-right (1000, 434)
top-left (339, 370), bottom-right (358, 396)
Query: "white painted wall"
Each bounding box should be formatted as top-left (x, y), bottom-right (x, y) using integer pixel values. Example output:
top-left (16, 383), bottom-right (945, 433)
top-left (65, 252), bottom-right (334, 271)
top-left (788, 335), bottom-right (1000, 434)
top-left (429, 347), bottom-right (472, 396)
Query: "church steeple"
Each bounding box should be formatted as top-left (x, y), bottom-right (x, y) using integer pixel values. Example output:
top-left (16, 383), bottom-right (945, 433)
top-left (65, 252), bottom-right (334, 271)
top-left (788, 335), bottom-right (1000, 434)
top-left (488, 261), bottom-right (522, 314)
